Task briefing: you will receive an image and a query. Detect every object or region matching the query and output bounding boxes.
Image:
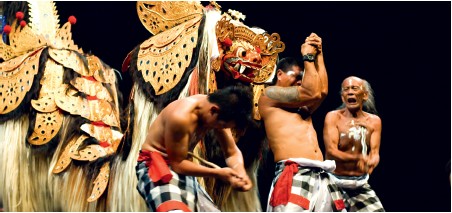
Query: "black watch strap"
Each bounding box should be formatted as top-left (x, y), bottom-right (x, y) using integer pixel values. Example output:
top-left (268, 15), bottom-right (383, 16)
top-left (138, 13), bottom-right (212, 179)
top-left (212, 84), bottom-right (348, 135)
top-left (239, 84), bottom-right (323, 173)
top-left (302, 54), bottom-right (315, 62)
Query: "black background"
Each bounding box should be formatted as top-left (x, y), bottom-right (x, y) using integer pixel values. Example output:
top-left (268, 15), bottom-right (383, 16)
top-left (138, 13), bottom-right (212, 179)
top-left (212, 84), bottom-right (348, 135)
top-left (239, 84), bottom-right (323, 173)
top-left (54, 1), bottom-right (451, 211)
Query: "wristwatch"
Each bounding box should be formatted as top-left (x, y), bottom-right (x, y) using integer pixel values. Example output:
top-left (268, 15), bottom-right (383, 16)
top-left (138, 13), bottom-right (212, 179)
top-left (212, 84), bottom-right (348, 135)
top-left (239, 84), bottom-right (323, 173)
top-left (302, 54), bottom-right (315, 62)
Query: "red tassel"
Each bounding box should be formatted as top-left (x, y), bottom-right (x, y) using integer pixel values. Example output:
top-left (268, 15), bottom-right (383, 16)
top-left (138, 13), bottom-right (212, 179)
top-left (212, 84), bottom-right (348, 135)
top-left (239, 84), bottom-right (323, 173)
top-left (16, 11), bottom-right (24, 20)
top-left (68, 16), bottom-right (77, 25)
top-left (3, 25), bottom-right (11, 34)
top-left (20, 20), bottom-right (27, 28)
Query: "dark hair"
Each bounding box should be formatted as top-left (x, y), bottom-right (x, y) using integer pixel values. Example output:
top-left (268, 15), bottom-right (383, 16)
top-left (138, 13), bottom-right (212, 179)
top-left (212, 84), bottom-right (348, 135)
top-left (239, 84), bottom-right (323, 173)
top-left (208, 85), bottom-right (253, 130)
top-left (271, 57), bottom-right (302, 85)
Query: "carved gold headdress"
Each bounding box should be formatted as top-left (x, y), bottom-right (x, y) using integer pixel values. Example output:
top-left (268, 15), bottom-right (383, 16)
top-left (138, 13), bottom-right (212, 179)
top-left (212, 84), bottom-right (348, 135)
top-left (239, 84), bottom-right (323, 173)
top-left (214, 15), bottom-right (285, 84)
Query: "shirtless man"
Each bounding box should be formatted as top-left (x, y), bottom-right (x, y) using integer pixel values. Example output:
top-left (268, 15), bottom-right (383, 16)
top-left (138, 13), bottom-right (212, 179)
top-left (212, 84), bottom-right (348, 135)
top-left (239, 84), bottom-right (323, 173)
top-left (259, 33), bottom-right (345, 212)
top-left (136, 85), bottom-right (253, 212)
top-left (323, 76), bottom-right (384, 211)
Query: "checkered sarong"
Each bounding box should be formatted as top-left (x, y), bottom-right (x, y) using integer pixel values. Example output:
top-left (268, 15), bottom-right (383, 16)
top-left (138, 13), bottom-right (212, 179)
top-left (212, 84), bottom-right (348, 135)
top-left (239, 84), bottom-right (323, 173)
top-left (136, 152), bottom-right (219, 212)
top-left (267, 160), bottom-right (345, 212)
top-left (330, 174), bottom-right (385, 212)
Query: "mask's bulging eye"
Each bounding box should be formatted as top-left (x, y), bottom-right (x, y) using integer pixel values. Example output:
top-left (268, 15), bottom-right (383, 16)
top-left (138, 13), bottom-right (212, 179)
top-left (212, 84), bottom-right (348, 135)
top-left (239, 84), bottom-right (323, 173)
top-left (236, 47), bottom-right (246, 57)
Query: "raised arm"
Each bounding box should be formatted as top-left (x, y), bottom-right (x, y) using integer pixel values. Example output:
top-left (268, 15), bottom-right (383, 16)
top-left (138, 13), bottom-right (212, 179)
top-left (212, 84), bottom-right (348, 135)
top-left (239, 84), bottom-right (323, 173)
top-left (367, 115), bottom-right (382, 174)
top-left (306, 33), bottom-right (328, 113)
top-left (261, 41), bottom-right (322, 109)
top-left (323, 111), bottom-right (362, 163)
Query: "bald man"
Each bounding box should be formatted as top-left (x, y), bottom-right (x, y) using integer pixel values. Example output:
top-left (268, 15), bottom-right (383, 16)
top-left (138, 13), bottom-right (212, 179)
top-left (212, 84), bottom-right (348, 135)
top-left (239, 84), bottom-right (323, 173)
top-left (323, 76), bottom-right (384, 212)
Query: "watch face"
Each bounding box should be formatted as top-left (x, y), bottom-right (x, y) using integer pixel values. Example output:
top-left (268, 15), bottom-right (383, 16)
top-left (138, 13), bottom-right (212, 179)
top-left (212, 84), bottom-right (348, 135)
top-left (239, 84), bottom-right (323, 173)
top-left (303, 54), bottom-right (314, 61)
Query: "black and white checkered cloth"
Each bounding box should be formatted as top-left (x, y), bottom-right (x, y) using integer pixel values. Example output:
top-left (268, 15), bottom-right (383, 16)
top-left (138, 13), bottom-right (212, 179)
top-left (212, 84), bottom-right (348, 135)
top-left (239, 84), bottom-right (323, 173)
top-left (136, 160), bottom-right (219, 211)
top-left (267, 160), bottom-right (345, 212)
top-left (331, 174), bottom-right (385, 212)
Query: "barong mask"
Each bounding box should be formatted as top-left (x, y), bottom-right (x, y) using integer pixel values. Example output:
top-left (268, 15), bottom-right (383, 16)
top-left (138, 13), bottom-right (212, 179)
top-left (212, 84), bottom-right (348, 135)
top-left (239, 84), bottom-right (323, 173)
top-left (213, 14), bottom-right (285, 85)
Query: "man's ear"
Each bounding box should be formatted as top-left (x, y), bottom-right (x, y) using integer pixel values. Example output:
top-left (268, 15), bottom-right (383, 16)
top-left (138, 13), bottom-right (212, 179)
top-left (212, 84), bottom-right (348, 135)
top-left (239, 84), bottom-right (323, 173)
top-left (210, 105), bottom-right (220, 115)
top-left (363, 91), bottom-right (369, 101)
top-left (277, 69), bottom-right (283, 80)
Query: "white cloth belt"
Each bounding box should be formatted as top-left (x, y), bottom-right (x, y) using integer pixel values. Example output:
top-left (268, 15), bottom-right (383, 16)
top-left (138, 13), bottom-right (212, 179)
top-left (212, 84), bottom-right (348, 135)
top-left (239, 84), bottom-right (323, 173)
top-left (328, 173), bottom-right (369, 189)
top-left (281, 158), bottom-right (336, 172)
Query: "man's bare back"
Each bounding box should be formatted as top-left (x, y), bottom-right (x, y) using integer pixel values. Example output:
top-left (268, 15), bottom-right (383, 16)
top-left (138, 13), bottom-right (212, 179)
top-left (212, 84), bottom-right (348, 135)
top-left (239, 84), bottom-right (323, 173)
top-left (142, 94), bottom-right (206, 155)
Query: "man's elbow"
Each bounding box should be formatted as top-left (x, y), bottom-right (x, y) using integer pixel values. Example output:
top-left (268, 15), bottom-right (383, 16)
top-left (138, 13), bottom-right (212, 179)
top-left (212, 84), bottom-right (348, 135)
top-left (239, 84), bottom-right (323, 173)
top-left (169, 161), bottom-right (184, 174)
top-left (309, 91), bottom-right (323, 103)
top-left (325, 148), bottom-right (335, 160)
top-left (321, 89), bottom-right (328, 99)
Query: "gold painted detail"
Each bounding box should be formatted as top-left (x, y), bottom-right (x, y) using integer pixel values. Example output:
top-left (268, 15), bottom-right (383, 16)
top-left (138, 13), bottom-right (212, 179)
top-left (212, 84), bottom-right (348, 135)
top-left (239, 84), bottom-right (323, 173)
top-left (0, 22), bottom-right (47, 61)
top-left (251, 84), bottom-right (265, 120)
top-left (208, 69), bottom-right (217, 94)
top-left (52, 135), bottom-right (89, 174)
top-left (70, 77), bottom-right (113, 102)
top-left (87, 162), bottom-right (110, 202)
top-left (55, 89), bottom-right (120, 127)
top-left (28, 111), bottom-right (64, 145)
top-left (0, 2), bottom-right (82, 61)
top-left (48, 49), bottom-right (89, 76)
top-left (80, 123), bottom-right (123, 148)
top-left (70, 144), bottom-right (109, 161)
top-left (88, 55), bottom-right (116, 84)
top-left (138, 16), bottom-right (201, 95)
top-left (0, 48), bottom-right (43, 114)
top-left (0, 1), bottom-right (123, 203)
top-left (31, 59), bottom-right (65, 113)
top-left (136, 1), bottom-right (203, 35)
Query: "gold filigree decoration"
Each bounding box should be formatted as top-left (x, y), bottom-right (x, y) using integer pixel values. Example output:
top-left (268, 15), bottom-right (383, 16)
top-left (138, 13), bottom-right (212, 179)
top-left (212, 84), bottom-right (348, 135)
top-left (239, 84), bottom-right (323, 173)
top-left (70, 144), bottom-right (108, 161)
top-left (0, 22), bottom-right (47, 61)
top-left (138, 16), bottom-right (202, 95)
top-left (0, 48), bottom-right (43, 114)
top-left (251, 84), bottom-right (265, 120)
top-left (88, 55), bottom-right (116, 84)
top-left (52, 135), bottom-right (88, 174)
top-left (48, 49), bottom-right (89, 76)
top-left (28, 111), bottom-right (64, 145)
top-left (0, 1), bottom-right (122, 203)
top-left (208, 69), bottom-right (217, 94)
top-left (55, 88), bottom-right (120, 127)
top-left (31, 59), bottom-right (65, 113)
top-left (136, 1), bottom-right (203, 35)
top-left (31, 96), bottom-right (58, 112)
top-left (29, 59), bottom-right (66, 145)
top-left (28, 1), bottom-right (82, 52)
top-left (80, 123), bottom-right (123, 145)
top-left (254, 52), bottom-right (278, 83)
top-left (0, 2), bottom-right (82, 61)
top-left (215, 16), bottom-right (285, 84)
top-left (70, 124), bottom-right (122, 161)
top-left (70, 77), bottom-right (113, 102)
top-left (87, 162), bottom-right (110, 202)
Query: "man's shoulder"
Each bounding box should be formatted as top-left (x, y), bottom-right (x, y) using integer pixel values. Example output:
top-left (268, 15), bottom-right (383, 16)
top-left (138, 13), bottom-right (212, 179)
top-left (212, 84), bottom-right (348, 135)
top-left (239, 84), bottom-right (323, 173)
top-left (326, 109), bottom-right (342, 117)
top-left (165, 110), bottom-right (195, 130)
top-left (367, 113), bottom-right (382, 126)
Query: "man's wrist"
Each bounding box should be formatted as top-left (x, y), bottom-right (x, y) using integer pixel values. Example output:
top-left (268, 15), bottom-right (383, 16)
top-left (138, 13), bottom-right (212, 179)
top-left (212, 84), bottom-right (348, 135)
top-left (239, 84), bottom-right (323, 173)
top-left (302, 53), bottom-right (315, 62)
